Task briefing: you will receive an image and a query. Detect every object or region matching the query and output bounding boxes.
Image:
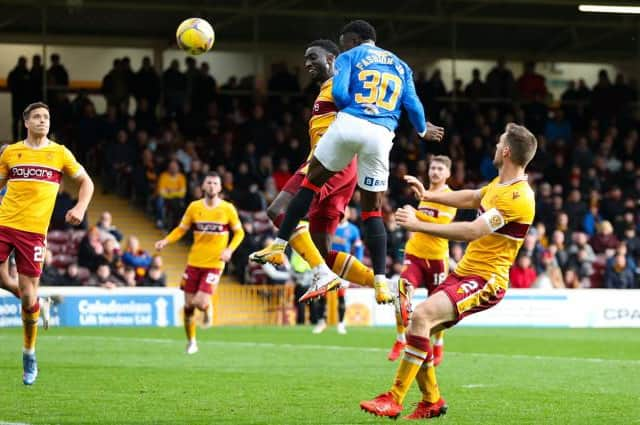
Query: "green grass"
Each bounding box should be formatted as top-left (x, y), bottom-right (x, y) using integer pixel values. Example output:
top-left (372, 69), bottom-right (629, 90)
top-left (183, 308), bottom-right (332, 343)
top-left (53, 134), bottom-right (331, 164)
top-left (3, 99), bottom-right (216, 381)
top-left (1, 326), bottom-right (639, 424)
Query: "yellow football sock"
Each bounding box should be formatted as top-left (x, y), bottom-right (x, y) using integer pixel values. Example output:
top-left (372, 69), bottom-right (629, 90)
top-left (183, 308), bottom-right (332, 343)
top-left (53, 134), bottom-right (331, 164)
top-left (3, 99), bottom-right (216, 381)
top-left (390, 334), bottom-right (430, 403)
top-left (290, 224), bottom-right (324, 268)
top-left (329, 251), bottom-right (374, 288)
top-left (396, 322), bottom-right (406, 339)
top-left (416, 356), bottom-right (441, 403)
top-left (184, 306), bottom-right (196, 341)
top-left (433, 330), bottom-right (445, 345)
top-left (22, 303), bottom-right (40, 352)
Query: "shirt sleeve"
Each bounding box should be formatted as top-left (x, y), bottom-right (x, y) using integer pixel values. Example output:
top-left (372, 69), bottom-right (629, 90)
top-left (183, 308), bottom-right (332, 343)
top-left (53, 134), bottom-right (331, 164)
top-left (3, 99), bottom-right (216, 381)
top-left (0, 148), bottom-right (8, 180)
top-left (227, 204), bottom-right (242, 231)
top-left (62, 146), bottom-right (84, 178)
top-left (480, 191), bottom-right (523, 233)
top-left (332, 53), bottom-right (352, 109)
top-left (400, 65), bottom-right (427, 136)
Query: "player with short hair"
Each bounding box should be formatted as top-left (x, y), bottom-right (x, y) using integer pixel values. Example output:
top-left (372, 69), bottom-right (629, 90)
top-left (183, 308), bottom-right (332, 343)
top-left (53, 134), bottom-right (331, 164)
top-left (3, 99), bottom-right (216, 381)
top-left (250, 20), bottom-right (444, 305)
top-left (251, 39), bottom-right (362, 298)
top-left (155, 172), bottom-right (244, 354)
top-left (360, 123), bottom-right (537, 419)
top-left (0, 102), bottom-right (94, 385)
top-left (387, 155), bottom-right (456, 362)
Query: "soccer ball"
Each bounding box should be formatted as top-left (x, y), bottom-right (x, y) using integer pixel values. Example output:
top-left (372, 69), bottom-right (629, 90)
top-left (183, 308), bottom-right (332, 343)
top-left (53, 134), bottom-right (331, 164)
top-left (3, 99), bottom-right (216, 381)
top-left (176, 18), bottom-right (215, 55)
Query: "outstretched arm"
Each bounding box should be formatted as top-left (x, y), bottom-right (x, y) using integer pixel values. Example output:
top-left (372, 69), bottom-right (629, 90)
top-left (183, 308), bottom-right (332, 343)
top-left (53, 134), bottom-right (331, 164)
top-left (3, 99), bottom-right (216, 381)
top-left (155, 206), bottom-right (192, 250)
top-left (396, 206), bottom-right (492, 242)
top-left (155, 224), bottom-right (188, 250)
top-left (404, 175), bottom-right (482, 209)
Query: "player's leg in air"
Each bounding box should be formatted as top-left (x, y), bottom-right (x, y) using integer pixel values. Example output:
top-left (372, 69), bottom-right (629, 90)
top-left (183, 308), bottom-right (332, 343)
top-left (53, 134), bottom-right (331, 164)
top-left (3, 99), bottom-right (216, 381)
top-left (250, 157), bottom-right (345, 299)
top-left (182, 267), bottom-right (219, 354)
top-left (263, 176), bottom-right (329, 284)
top-left (251, 112), bottom-right (395, 305)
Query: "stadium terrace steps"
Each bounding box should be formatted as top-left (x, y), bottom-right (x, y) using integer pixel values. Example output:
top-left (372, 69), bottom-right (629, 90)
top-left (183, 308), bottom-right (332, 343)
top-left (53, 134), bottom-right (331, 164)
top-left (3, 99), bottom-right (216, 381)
top-left (83, 181), bottom-right (187, 287)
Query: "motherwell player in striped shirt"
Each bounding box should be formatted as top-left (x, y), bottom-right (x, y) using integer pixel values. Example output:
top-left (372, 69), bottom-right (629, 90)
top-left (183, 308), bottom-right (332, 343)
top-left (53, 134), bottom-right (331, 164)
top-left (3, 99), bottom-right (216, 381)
top-left (0, 102), bottom-right (94, 385)
top-left (361, 123), bottom-right (537, 420)
top-left (155, 172), bottom-right (244, 354)
top-left (251, 39), bottom-right (359, 301)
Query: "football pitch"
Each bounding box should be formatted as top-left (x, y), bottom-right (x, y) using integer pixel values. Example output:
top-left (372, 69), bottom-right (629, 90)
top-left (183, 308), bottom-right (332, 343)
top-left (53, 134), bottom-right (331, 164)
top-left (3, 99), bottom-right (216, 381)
top-left (1, 326), bottom-right (639, 424)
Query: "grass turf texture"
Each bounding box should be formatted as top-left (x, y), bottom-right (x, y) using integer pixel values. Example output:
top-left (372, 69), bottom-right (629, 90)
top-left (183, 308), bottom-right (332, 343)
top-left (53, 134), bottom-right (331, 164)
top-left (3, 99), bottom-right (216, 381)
top-left (1, 327), bottom-right (639, 424)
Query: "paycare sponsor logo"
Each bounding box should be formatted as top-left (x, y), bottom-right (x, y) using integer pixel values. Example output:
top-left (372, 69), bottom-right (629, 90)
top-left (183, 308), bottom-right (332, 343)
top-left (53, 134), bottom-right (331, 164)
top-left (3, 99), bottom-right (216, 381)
top-left (10, 165), bottom-right (61, 183)
top-left (193, 222), bottom-right (228, 233)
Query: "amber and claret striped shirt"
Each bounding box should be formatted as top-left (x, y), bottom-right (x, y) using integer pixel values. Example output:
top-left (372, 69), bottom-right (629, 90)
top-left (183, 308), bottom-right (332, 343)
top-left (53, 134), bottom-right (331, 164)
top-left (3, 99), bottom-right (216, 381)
top-left (0, 140), bottom-right (84, 235)
top-left (455, 175), bottom-right (535, 288)
top-left (166, 199), bottom-right (244, 269)
top-left (299, 78), bottom-right (337, 174)
top-left (404, 186), bottom-right (457, 261)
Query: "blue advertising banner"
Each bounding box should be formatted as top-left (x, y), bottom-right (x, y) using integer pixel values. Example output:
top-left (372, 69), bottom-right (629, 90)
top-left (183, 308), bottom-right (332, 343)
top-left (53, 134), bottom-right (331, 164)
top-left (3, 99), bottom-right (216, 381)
top-left (0, 287), bottom-right (183, 327)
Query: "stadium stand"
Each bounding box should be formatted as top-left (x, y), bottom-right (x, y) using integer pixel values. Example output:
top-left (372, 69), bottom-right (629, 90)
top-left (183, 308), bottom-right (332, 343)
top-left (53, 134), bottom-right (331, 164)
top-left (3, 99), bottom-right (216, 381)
top-left (5, 54), bottom-right (640, 290)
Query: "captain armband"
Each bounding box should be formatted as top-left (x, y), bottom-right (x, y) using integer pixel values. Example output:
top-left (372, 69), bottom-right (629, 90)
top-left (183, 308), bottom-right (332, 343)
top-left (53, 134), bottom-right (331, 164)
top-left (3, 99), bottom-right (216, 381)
top-left (480, 208), bottom-right (505, 233)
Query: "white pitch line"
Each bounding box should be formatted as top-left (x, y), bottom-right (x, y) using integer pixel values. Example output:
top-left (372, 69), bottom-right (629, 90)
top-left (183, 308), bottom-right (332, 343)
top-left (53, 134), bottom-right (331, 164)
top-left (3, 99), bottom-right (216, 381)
top-left (0, 421), bottom-right (33, 425)
top-left (1, 334), bottom-right (637, 366)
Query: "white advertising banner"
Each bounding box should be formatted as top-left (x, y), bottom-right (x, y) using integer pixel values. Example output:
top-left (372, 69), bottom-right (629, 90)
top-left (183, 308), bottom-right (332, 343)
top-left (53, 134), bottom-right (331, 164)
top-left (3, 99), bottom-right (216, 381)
top-left (344, 288), bottom-right (640, 328)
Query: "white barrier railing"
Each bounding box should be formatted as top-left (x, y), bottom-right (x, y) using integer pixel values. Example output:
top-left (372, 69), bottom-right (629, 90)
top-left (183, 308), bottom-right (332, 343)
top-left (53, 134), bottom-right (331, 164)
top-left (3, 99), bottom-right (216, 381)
top-left (345, 288), bottom-right (640, 328)
top-left (3, 287), bottom-right (639, 328)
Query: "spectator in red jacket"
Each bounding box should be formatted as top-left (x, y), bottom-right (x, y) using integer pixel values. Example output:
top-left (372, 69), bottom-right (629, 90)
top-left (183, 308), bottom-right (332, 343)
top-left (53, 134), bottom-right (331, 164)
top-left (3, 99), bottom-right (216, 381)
top-left (510, 252), bottom-right (538, 288)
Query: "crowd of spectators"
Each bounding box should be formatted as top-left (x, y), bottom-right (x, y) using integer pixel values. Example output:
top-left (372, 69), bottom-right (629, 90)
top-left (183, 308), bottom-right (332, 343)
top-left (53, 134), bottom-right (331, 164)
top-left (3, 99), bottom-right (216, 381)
top-left (33, 206), bottom-right (168, 288)
top-left (5, 53), bottom-right (640, 289)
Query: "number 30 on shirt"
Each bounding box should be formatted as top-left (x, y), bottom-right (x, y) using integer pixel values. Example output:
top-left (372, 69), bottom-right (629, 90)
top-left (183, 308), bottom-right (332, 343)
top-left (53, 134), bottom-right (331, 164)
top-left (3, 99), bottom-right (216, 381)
top-left (355, 70), bottom-right (403, 111)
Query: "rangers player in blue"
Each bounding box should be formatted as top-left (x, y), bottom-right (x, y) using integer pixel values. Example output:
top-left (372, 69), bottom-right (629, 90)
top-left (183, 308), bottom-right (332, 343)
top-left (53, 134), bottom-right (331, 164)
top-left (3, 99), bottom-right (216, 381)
top-left (251, 20), bottom-right (444, 306)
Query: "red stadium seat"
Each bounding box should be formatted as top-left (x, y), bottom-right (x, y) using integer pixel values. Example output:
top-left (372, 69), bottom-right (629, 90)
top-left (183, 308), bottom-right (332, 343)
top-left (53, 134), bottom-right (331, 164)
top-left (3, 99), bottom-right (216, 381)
top-left (47, 230), bottom-right (70, 244)
top-left (52, 254), bottom-right (74, 269)
top-left (71, 230), bottom-right (86, 244)
top-left (47, 242), bottom-right (67, 255)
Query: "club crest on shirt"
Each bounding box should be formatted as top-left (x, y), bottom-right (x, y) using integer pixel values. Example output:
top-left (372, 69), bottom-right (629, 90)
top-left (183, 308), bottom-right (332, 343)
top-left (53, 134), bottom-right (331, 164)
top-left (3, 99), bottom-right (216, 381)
top-left (490, 214), bottom-right (502, 229)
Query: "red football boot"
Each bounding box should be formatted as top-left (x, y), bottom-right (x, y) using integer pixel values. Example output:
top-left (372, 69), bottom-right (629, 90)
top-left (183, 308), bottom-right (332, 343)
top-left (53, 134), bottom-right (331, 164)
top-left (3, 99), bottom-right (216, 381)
top-left (404, 398), bottom-right (448, 420)
top-left (433, 344), bottom-right (444, 367)
top-left (360, 392), bottom-right (403, 419)
top-left (387, 340), bottom-right (406, 361)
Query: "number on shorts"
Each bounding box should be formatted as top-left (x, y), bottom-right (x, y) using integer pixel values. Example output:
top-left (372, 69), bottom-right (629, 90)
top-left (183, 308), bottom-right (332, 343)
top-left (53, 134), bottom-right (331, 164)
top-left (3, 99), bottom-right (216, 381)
top-left (433, 272), bottom-right (446, 286)
top-left (459, 280), bottom-right (479, 294)
top-left (354, 70), bottom-right (403, 111)
top-left (33, 246), bottom-right (44, 263)
top-left (205, 272), bottom-right (220, 285)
